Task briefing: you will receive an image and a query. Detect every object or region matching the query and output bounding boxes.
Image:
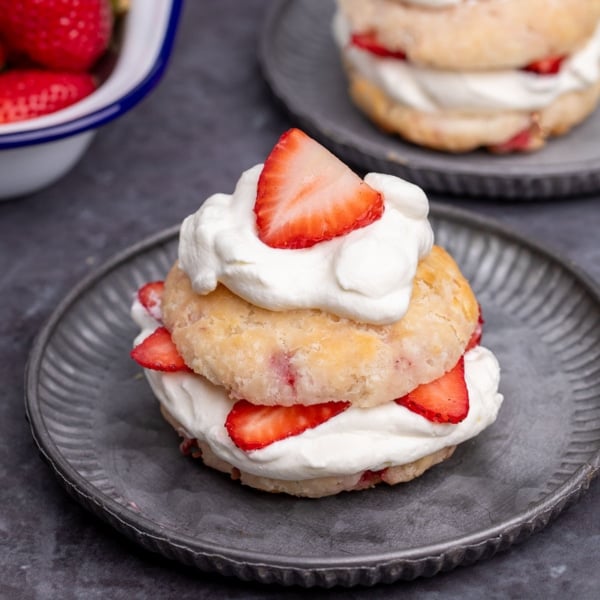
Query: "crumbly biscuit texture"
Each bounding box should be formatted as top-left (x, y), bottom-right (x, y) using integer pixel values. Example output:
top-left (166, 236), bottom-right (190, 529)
top-left (161, 405), bottom-right (457, 497)
top-left (162, 245), bottom-right (479, 408)
top-left (338, 0), bottom-right (600, 70)
top-left (347, 70), bottom-right (600, 152)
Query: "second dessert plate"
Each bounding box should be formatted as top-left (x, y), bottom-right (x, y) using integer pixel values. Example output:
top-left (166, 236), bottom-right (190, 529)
top-left (25, 205), bottom-right (600, 587)
top-left (259, 0), bottom-right (600, 200)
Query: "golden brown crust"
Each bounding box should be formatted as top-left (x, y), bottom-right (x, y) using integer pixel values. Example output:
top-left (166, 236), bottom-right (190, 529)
top-left (162, 246), bottom-right (479, 408)
top-left (347, 70), bottom-right (600, 152)
top-left (160, 404), bottom-right (456, 498)
top-left (338, 0), bottom-right (600, 70)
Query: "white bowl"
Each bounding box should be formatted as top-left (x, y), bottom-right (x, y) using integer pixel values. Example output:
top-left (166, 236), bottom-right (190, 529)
top-left (0, 0), bottom-right (183, 200)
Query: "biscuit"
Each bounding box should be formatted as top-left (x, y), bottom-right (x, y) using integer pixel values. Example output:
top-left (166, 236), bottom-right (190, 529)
top-left (161, 404), bottom-right (457, 498)
top-left (338, 0), bottom-right (600, 70)
top-left (347, 69), bottom-right (600, 152)
top-left (162, 245), bottom-right (479, 408)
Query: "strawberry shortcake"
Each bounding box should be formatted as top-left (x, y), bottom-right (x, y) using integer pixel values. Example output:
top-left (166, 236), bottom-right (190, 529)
top-left (130, 129), bottom-right (503, 497)
top-left (333, 0), bottom-right (600, 152)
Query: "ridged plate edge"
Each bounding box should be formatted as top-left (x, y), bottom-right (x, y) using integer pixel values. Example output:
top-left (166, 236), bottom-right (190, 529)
top-left (25, 207), bottom-right (600, 587)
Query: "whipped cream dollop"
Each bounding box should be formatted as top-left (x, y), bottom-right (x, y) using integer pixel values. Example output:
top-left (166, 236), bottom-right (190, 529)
top-left (179, 164), bottom-right (433, 326)
top-left (132, 300), bottom-right (503, 481)
top-left (334, 12), bottom-right (600, 112)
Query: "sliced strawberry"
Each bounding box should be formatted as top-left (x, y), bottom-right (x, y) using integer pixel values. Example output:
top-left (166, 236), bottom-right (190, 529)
top-left (465, 307), bottom-right (484, 352)
top-left (488, 127), bottom-right (533, 153)
top-left (130, 327), bottom-right (190, 372)
top-left (351, 32), bottom-right (406, 60)
top-left (137, 281), bottom-right (165, 322)
top-left (523, 55), bottom-right (565, 75)
top-left (395, 357), bottom-right (469, 424)
top-left (255, 128), bottom-right (384, 249)
top-left (358, 468), bottom-right (386, 488)
top-left (225, 399), bottom-right (350, 451)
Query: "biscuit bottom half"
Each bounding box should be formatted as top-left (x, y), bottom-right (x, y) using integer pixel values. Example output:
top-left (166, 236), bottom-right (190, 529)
top-left (347, 69), bottom-right (600, 153)
top-left (161, 404), bottom-right (457, 498)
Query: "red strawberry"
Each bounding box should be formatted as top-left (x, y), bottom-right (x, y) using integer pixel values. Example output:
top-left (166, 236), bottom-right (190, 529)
top-left (179, 436), bottom-right (202, 459)
top-left (465, 307), bottom-right (484, 352)
top-left (523, 55), bottom-right (565, 75)
top-left (0, 0), bottom-right (113, 72)
top-left (270, 352), bottom-right (297, 389)
top-left (395, 357), bottom-right (469, 424)
top-left (358, 468), bottom-right (386, 488)
top-left (488, 127), bottom-right (533, 154)
top-left (225, 399), bottom-right (350, 451)
top-left (0, 37), bottom-right (6, 70)
top-left (130, 327), bottom-right (191, 373)
top-left (0, 69), bottom-right (96, 124)
top-left (137, 281), bottom-right (165, 322)
top-left (255, 128), bottom-right (384, 249)
top-left (351, 32), bottom-right (406, 60)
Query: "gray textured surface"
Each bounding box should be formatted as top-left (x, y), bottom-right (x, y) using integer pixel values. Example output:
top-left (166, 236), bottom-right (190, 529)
top-left (1, 0), bottom-right (599, 598)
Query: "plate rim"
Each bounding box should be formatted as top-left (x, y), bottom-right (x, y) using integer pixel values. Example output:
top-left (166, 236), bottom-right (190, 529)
top-left (258, 0), bottom-right (600, 198)
top-left (25, 205), bottom-right (600, 582)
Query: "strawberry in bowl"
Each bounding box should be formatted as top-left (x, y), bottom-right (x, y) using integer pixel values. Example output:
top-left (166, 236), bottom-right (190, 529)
top-left (0, 0), bottom-right (182, 199)
top-left (0, 0), bottom-right (113, 74)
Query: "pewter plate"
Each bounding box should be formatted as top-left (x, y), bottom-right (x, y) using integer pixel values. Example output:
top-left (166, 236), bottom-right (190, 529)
top-left (25, 205), bottom-right (600, 587)
top-left (259, 0), bottom-right (600, 199)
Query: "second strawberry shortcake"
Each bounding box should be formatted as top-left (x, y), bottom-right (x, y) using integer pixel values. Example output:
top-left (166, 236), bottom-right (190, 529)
top-left (131, 129), bottom-right (503, 497)
top-left (333, 0), bottom-right (600, 152)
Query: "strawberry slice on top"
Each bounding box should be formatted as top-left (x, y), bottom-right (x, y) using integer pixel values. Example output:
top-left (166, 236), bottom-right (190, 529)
top-left (226, 399), bottom-right (350, 451)
top-left (254, 128), bottom-right (384, 249)
top-left (131, 327), bottom-right (190, 373)
top-left (395, 357), bottom-right (469, 424)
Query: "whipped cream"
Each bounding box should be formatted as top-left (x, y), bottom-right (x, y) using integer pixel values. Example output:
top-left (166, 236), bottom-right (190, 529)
top-left (132, 300), bottom-right (503, 481)
top-left (334, 12), bottom-right (600, 112)
top-left (179, 165), bottom-right (433, 326)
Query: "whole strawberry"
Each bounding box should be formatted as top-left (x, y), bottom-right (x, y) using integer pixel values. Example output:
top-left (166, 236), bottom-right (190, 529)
top-left (0, 69), bottom-right (96, 123)
top-left (0, 0), bottom-right (113, 72)
top-left (0, 37), bottom-right (6, 70)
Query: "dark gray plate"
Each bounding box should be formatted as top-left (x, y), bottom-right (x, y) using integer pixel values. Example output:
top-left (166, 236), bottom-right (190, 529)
top-left (25, 205), bottom-right (600, 587)
top-left (259, 0), bottom-right (600, 200)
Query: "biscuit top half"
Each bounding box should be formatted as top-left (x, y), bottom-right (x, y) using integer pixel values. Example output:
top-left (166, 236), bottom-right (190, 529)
top-left (161, 129), bottom-right (479, 407)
